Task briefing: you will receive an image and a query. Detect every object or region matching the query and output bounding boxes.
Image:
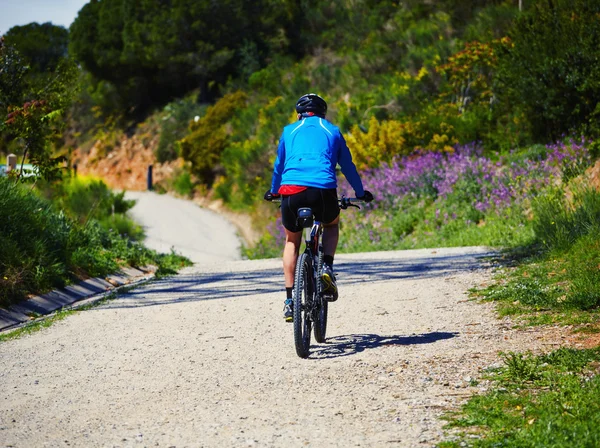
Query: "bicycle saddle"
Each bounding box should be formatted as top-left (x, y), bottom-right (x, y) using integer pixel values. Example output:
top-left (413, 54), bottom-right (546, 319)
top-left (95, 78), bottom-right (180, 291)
top-left (296, 207), bottom-right (314, 228)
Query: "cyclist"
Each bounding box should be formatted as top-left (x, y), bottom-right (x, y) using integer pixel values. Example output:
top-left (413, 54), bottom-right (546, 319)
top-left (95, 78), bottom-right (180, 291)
top-left (264, 93), bottom-right (373, 322)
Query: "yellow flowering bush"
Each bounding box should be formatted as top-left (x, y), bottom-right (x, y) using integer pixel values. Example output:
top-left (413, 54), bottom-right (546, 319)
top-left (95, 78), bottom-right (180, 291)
top-left (346, 116), bottom-right (409, 169)
top-left (347, 112), bottom-right (460, 169)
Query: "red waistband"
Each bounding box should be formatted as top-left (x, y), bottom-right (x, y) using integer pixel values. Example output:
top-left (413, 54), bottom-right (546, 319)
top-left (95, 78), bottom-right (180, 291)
top-left (278, 185), bottom-right (308, 195)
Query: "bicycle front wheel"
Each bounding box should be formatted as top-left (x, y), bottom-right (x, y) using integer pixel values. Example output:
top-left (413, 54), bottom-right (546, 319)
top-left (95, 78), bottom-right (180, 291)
top-left (293, 252), bottom-right (313, 358)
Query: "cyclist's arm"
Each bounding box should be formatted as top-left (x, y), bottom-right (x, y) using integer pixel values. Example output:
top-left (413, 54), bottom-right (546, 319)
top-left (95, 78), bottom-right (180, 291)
top-left (337, 133), bottom-right (365, 197)
top-left (270, 133), bottom-right (286, 193)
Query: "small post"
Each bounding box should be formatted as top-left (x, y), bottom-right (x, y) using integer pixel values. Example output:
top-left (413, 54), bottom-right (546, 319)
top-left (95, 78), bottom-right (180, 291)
top-left (6, 154), bottom-right (17, 172)
top-left (147, 164), bottom-right (153, 190)
top-left (73, 163), bottom-right (78, 177)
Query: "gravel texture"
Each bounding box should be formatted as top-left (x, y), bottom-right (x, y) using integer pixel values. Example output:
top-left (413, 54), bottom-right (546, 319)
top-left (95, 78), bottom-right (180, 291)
top-left (0, 247), bottom-right (568, 447)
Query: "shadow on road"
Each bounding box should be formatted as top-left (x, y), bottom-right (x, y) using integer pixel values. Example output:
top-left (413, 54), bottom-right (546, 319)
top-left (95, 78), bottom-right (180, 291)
top-left (111, 268), bottom-right (284, 309)
top-left (106, 251), bottom-right (493, 309)
top-left (311, 331), bottom-right (459, 359)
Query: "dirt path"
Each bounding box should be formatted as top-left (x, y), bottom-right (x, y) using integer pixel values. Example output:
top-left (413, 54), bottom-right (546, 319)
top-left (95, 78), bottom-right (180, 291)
top-left (124, 191), bottom-right (242, 263)
top-left (0, 247), bottom-right (566, 447)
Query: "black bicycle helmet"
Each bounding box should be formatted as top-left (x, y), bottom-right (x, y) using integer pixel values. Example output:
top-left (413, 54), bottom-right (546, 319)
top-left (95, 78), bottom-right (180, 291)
top-left (295, 93), bottom-right (327, 116)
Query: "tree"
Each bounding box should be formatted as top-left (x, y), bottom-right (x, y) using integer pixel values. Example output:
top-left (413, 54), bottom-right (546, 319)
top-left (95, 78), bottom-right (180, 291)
top-left (0, 37), bottom-right (78, 181)
top-left (69, 0), bottom-right (301, 114)
top-left (496, 0), bottom-right (600, 141)
top-left (0, 37), bottom-right (27, 110)
top-left (3, 22), bottom-right (68, 74)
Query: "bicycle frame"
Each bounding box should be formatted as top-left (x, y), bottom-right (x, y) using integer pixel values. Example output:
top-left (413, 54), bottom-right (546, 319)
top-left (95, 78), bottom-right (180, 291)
top-left (297, 214), bottom-right (323, 317)
top-left (304, 220), bottom-right (322, 259)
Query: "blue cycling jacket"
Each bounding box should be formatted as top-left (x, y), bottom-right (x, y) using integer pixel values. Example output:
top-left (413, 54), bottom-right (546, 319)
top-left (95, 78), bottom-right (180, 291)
top-left (270, 116), bottom-right (365, 197)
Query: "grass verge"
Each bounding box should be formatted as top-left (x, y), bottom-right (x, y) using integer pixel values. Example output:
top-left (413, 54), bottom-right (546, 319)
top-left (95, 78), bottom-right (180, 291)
top-left (474, 237), bottom-right (600, 327)
top-left (440, 348), bottom-right (600, 447)
top-left (442, 183), bottom-right (600, 446)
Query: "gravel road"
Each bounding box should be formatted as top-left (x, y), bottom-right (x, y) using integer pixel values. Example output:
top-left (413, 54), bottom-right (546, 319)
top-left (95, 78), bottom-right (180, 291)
top-left (124, 191), bottom-right (241, 263)
top-left (0, 245), bottom-right (567, 447)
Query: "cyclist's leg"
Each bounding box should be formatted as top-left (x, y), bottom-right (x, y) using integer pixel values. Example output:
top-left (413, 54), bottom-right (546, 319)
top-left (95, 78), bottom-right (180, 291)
top-left (282, 228), bottom-right (301, 321)
top-left (281, 193), bottom-right (305, 287)
top-left (320, 188), bottom-right (341, 259)
top-left (283, 229), bottom-right (302, 288)
top-left (281, 194), bottom-right (304, 320)
top-left (322, 215), bottom-right (339, 258)
top-left (319, 189), bottom-right (340, 299)
top-left (321, 217), bottom-right (339, 300)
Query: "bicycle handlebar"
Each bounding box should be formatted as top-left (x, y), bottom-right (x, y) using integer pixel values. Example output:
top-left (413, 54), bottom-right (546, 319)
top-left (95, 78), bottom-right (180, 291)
top-left (339, 197), bottom-right (363, 209)
top-left (266, 195), bottom-right (366, 209)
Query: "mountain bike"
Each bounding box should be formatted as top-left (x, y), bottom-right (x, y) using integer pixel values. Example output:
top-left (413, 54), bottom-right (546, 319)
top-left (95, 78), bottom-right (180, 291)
top-left (290, 197), bottom-right (363, 358)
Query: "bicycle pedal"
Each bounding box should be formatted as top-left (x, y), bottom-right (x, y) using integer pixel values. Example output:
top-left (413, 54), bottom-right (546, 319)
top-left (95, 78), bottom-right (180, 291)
top-left (323, 293), bottom-right (337, 302)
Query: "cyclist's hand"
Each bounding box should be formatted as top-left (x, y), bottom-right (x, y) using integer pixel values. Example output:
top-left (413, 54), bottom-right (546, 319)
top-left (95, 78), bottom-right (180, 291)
top-left (358, 190), bottom-right (374, 203)
top-left (264, 190), bottom-right (280, 201)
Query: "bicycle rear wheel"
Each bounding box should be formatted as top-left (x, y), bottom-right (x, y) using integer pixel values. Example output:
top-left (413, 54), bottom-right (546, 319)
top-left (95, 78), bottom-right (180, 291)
top-left (293, 252), bottom-right (313, 358)
top-left (314, 249), bottom-right (328, 343)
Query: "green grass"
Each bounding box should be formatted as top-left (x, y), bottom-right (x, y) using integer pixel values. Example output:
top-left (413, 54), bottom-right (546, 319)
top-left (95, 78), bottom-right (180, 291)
top-left (336, 201), bottom-right (535, 254)
top-left (154, 250), bottom-right (193, 277)
top-left (440, 348), bottom-right (600, 447)
top-left (469, 183), bottom-right (600, 326)
top-left (474, 231), bottom-right (600, 326)
top-left (242, 234), bottom-right (280, 259)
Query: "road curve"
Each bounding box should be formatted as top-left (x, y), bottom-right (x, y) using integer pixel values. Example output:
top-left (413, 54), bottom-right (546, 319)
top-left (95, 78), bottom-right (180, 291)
top-left (0, 247), bottom-right (567, 447)
top-left (125, 191), bottom-right (242, 263)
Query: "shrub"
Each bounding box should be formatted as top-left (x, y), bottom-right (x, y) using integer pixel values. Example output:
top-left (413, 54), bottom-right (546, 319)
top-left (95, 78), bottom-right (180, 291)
top-left (172, 170), bottom-right (194, 198)
top-left (156, 94), bottom-right (205, 163)
top-left (44, 175), bottom-right (134, 223)
top-left (98, 214), bottom-right (145, 242)
top-left (0, 178), bottom-right (73, 302)
top-left (497, 0), bottom-right (600, 140)
top-left (346, 116), bottom-right (410, 169)
top-left (39, 176), bottom-right (141, 240)
top-left (218, 96), bottom-right (288, 208)
top-left (0, 177), bottom-right (188, 306)
top-left (179, 91), bottom-right (248, 185)
top-left (339, 139), bottom-right (590, 253)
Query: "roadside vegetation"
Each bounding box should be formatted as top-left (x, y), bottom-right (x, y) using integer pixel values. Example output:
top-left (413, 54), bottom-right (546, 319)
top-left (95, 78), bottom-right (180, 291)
top-left (0, 22), bottom-right (191, 307)
top-left (477, 181), bottom-right (600, 328)
top-left (0, 175), bottom-right (191, 307)
top-left (440, 348), bottom-right (600, 447)
top-left (2, 1), bottom-right (600, 445)
top-left (431, 145), bottom-right (600, 445)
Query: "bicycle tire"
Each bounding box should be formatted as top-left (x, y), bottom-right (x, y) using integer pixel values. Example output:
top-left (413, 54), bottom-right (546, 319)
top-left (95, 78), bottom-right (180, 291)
top-left (293, 252), bottom-right (313, 358)
top-left (313, 248), bottom-right (328, 343)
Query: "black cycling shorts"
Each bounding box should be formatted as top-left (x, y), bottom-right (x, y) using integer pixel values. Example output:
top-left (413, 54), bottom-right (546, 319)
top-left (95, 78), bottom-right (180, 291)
top-left (281, 188), bottom-right (340, 233)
